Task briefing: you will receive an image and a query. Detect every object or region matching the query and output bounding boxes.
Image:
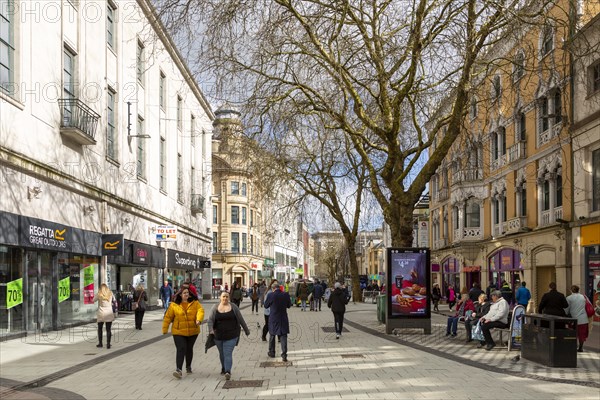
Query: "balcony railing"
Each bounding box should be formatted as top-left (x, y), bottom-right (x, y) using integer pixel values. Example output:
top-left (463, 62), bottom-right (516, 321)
top-left (437, 187), bottom-right (449, 202)
top-left (433, 238), bottom-right (447, 250)
top-left (452, 168), bottom-right (483, 185)
top-left (493, 222), bottom-right (508, 237)
top-left (540, 206), bottom-right (563, 227)
top-left (507, 216), bottom-right (527, 233)
top-left (508, 141), bottom-right (526, 163)
top-left (490, 154), bottom-right (507, 171)
top-left (191, 194), bottom-right (205, 215)
top-left (453, 226), bottom-right (483, 242)
top-left (58, 98), bottom-right (100, 145)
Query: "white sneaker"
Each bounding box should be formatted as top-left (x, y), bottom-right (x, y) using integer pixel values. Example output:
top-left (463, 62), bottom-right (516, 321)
top-left (336, 334), bottom-right (340, 339)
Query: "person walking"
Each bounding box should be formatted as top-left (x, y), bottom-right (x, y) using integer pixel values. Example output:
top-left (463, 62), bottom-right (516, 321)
top-left (258, 281), bottom-right (267, 307)
top-left (230, 282), bottom-right (243, 307)
top-left (446, 285), bottom-right (456, 310)
top-left (537, 282), bottom-right (568, 316)
top-left (264, 282), bottom-right (292, 362)
top-left (262, 286), bottom-right (273, 342)
top-left (133, 284), bottom-right (148, 330)
top-left (313, 280), bottom-right (324, 311)
top-left (432, 283), bottom-right (441, 312)
top-left (250, 283), bottom-right (260, 314)
top-left (93, 283), bottom-right (116, 349)
top-left (160, 280), bottom-right (173, 312)
top-left (328, 282), bottom-right (350, 339)
top-left (208, 291), bottom-right (250, 380)
top-left (565, 285), bottom-right (589, 352)
top-left (297, 281), bottom-right (309, 311)
top-left (515, 281), bottom-right (531, 307)
top-left (162, 287), bottom-right (205, 379)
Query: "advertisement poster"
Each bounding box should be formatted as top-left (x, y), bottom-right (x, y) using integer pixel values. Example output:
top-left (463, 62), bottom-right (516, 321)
top-left (389, 249), bottom-right (429, 317)
top-left (83, 265), bottom-right (95, 305)
top-left (6, 278), bottom-right (23, 309)
top-left (132, 270), bottom-right (147, 289)
top-left (58, 277), bottom-right (70, 303)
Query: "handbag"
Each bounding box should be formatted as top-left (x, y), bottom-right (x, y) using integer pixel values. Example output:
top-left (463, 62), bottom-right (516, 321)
top-left (584, 295), bottom-right (594, 318)
top-left (132, 291), bottom-right (143, 311)
top-left (111, 296), bottom-right (118, 314)
top-left (471, 320), bottom-right (485, 342)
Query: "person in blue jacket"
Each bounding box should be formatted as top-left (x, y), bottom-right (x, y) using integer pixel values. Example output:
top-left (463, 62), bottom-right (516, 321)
top-left (312, 280), bottom-right (324, 311)
top-left (515, 281), bottom-right (531, 307)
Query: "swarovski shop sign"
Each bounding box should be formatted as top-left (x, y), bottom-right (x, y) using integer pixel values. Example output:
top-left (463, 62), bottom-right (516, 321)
top-left (168, 249), bottom-right (210, 271)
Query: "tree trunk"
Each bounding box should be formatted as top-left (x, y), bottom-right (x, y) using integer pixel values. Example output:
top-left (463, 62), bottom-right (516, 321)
top-left (388, 201), bottom-right (417, 248)
top-left (343, 235), bottom-right (362, 302)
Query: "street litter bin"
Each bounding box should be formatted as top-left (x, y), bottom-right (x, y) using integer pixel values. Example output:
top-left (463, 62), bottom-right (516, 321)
top-left (377, 295), bottom-right (386, 323)
top-left (521, 313), bottom-right (577, 368)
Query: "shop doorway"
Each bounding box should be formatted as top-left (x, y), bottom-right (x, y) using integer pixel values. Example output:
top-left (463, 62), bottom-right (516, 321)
top-left (535, 266), bottom-right (555, 303)
top-left (26, 251), bottom-right (54, 332)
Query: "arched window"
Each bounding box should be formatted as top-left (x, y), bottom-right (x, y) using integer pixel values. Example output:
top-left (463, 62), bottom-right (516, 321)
top-left (465, 199), bottom-right (480, 228)
top-left (513, 51), bottom-right (525, 82)
top-left (541, 25), bottom-right (554, 57)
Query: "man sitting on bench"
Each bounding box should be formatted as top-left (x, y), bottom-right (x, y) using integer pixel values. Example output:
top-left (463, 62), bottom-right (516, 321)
top-left (480, 290), bottom-right (509, 351)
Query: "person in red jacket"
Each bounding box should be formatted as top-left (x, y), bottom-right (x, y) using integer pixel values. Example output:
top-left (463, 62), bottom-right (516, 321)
top-left (445, 293), bottom-right (475, 337)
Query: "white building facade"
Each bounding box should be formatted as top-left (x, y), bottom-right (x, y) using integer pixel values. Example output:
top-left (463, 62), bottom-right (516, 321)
top-left (0, 0), bottom-right (213, 337)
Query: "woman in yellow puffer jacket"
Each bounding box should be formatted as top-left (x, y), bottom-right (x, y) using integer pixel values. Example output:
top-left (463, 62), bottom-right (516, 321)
top-left (162, 286), bottom-right (205, 379)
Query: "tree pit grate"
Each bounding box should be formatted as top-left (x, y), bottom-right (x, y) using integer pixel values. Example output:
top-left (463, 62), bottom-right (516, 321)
top-left (222, 380), bottom-right (264, 389)
top-left (321, 327), bottom-right (350, 333)
top-left (260, 361), bottom-right (292, 367)
top-left (341, 354), bottom-right (365, 358)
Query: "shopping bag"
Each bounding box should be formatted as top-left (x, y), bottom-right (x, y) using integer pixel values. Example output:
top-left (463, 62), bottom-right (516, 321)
top-left (471, 320), bottom-right (485, 342)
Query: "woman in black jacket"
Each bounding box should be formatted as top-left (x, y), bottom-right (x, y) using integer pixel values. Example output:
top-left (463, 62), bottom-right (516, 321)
top-left (327, 283), bottom-right (349, 339)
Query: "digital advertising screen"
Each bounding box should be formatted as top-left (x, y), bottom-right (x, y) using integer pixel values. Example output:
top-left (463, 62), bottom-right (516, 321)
top-left (387, 248), bottom-right (430, 319)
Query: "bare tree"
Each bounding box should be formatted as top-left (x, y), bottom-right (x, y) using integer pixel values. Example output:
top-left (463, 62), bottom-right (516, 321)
top-left (153, 0), bottom-right (556, 248)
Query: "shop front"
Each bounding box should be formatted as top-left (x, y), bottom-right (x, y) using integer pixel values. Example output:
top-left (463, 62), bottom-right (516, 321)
top-left (463, 265), bottom-right (481, 290)
top-left (581, 223), bottom-right (600, 322)
top-left (488, 248), bottom-right (524, 304)
top-left (441, 257), bottom-right (460, 298)
top-left (0, 211), bottom-right (102, 337)
top-left (107, 240), bottom-right (165, 312)
top-left (167, 249), bottom-right (210, 298)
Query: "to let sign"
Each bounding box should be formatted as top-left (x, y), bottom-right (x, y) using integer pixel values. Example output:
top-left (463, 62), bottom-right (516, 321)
top-left (155, 225), bottom-right (177, 242)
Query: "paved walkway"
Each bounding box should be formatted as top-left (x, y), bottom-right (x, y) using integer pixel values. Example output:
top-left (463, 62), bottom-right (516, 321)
top-left (1, 300), bottom-right (598, 399)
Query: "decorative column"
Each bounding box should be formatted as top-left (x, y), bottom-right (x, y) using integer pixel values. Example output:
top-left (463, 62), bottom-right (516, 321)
top-left (548, 172), bottom-right (556, 223)
top-left (537, 176), bottom-right (544, 227)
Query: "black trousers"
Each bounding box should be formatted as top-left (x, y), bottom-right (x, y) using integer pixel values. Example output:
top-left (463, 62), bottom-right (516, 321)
top-left (252, 299), bottom-right (259, 313)
top-left (173, 334), bottom-right (198, 371)
top-left (135, 308), bottom-right (145, 329)
top-left (333, 312), bottom-right (345, 334)
top-left (262, 315), bottom-right (269, 340)
top-left (97, 322), bottom-right (112, 345)
top-left (482, 320), bottom-right (508, 346)
top-left (268, 334), bottom-right (287, 357)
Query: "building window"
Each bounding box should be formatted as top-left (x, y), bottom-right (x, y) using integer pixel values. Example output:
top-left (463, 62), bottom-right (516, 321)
top-left (516, 181), bottom-right (527, 217)
top-left (538, 96), bottom-right (549, 133)
top-left (63, 47), bottom-right (76, 123)
top-left (492, 75), bottom-right (501, 102)
top-left (177, 96), bottom-right (182, 130)
top-left (177, 153), bottom-right (183, 203)
top-left (250, 210), bottom-right (254, 227)
top-left (231, 181), bottom-right (239, 195)
top-left (453, 207), bottom-right (459, 230)
top-left (191, 114), bottom-right (196, 147)
top-left (470, 97), bottom-right (477, 119)
top-left (0, 0), bottom-right (15, 95)
top-left (159, 72), bottom-right (165, 110)
top-left (242, 207), bottom-right (247, 225)
top-left (517, 111), bottom-right (526, 141)
top-left (107, 89), bottom-right (116, 160)
top-left (241, 183), bottom-right (247, 196)
top-left (556, 173), bottom-right (562, 208)
top-left (553, 89), bottom-right (562, 124)
top-left (159, 137), bottom-right (166, 191)
top-left (513, 51), bottom-right (525, 82)
top-left (250, 234), bottom-right (254, 254)
top-left (231, 233), bottom-right (239, 253)
top-left (136, 40), bottom-right (144, 84)
top-left (136, 116), bottom-right (145, 178)
top-left (541, 25), bottom-right (553, 57)
top-left (593, 149), bottom-right (600, 211)
top-left (543, 180), bottom-right (550, 211)
top-left (242, 233), bottom-right (247, 254)
top-left (465, 200), bottom-right (480, 228)
top-left (213, 205), bottom-right (217, 224)
top-left (106, 2), bottom-right (116, 49)
top-left (212, 232), bottom-right (218, 253)
top-left (231, 206), bottom-right (239, 224)
top-left (591, 61), bottom-right (600, 95)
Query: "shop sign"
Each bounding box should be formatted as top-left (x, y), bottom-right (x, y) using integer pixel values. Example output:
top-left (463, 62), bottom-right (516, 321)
top-left (581, 223), bottom-right (600, 246)
top-left (155, 225), bottom-right (178, 242)
top-left (19, 216), bottom-right (71, 251)
top-left (6, 278), bottom-right (23, 309)
top-left (133, 270), bottom-right (147, 289)
top-left (167, 249), bottom-right (209, 270)
top-left (102, 234), bottom-right (124, 256)
top-left (264, 258), bottom-right (275, 267)
top-left (463, 266), bottom-right (481, 272)
top-left (58, 277), bottom-right (70, 302)
top-left (294, 267), bottom-right (303, 274)
top-left (132, 243), bottom-right (150, 264)
top-left (83, 265), bottom-right (95, 305)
